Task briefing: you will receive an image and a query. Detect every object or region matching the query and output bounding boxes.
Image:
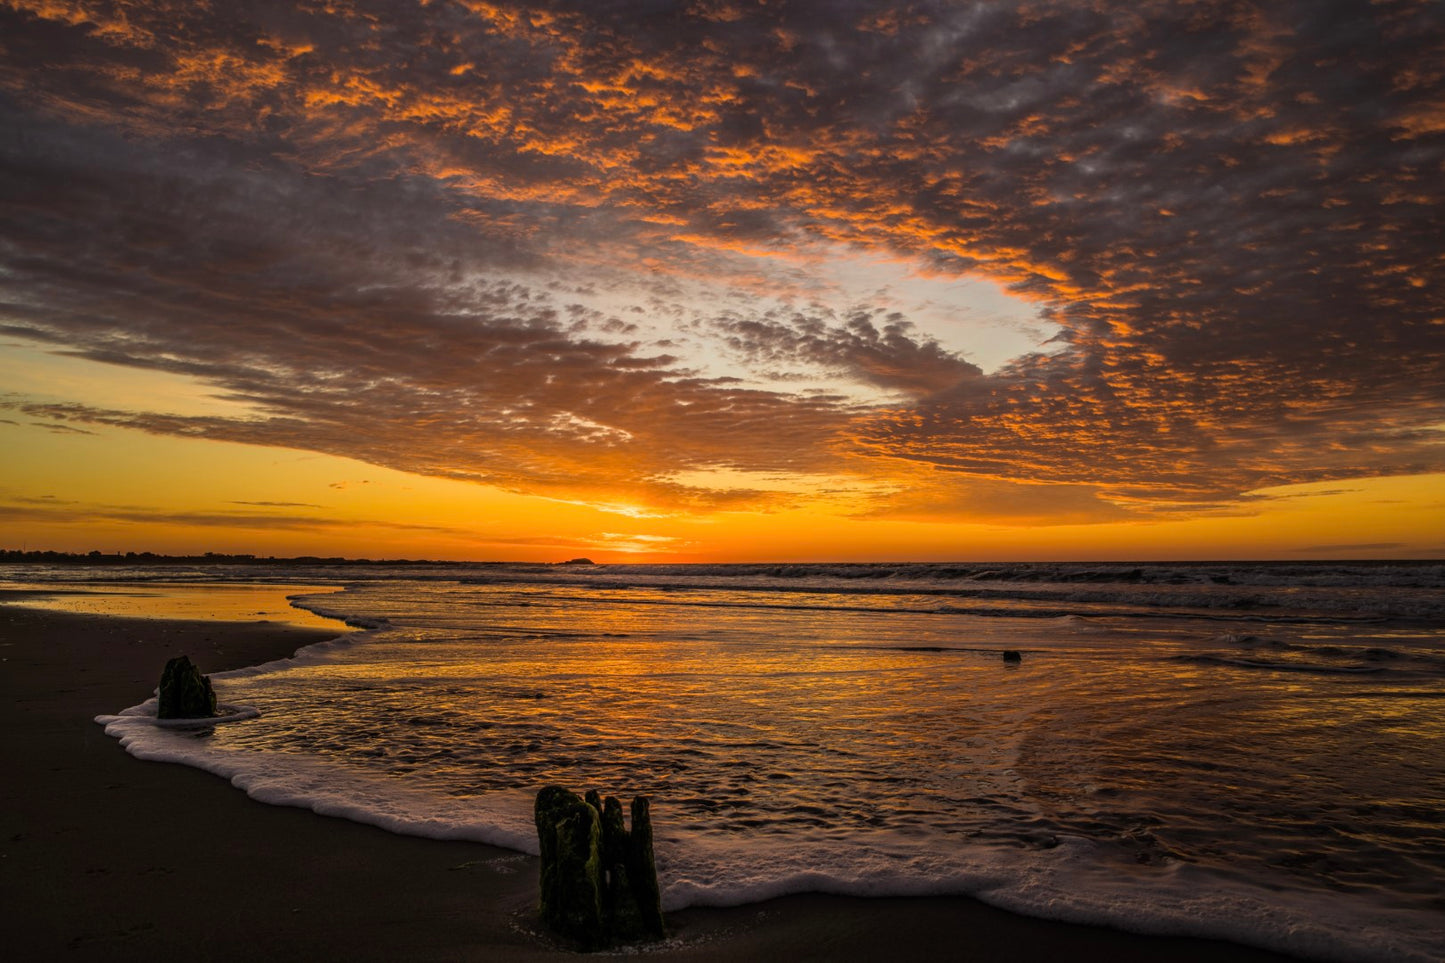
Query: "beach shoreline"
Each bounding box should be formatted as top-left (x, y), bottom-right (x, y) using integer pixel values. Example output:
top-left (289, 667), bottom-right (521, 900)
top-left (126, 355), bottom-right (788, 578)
top-left (0, 597), bottom-right (1303, 962)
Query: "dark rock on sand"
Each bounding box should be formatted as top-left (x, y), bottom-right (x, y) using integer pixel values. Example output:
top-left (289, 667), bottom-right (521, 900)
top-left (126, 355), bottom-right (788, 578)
top-left (157, 654), bottom-right (216, 719)
top-left (535, 785), bottom-right (664, 949)
top-left (1002, 650), bottom-right (1023, 664)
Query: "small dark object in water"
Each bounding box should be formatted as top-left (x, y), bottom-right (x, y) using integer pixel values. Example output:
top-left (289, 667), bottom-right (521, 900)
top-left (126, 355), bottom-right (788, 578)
top-left (157, 654), bottom-right (217, 719)
top-left (1002, 650), bottom-right (1023, 664)
top-left (535, 786), bottom-right (664, 949)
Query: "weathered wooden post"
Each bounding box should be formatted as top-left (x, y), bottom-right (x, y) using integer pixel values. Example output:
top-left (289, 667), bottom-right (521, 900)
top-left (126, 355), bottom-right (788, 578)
top-left (534, 785), bottom-right (664, 949)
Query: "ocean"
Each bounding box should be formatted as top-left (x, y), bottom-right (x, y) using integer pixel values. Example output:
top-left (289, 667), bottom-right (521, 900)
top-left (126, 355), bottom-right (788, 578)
top-left (6, 560), bottom-right (1443, 961)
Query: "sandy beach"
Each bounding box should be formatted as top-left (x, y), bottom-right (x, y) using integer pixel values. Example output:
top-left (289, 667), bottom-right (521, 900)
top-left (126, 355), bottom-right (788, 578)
top-left (0, 595), bottom-right (1304, 962)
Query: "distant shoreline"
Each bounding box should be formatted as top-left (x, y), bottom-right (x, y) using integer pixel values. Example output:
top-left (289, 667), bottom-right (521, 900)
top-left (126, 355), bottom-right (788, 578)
top-left (0, 549), bottom-right (502, 567)
top-left (3, 550), bottom-right (1440, 567)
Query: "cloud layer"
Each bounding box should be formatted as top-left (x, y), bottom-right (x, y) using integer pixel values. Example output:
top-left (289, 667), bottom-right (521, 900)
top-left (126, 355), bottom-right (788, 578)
top-left (2, 0), bottom-right (1442, 521)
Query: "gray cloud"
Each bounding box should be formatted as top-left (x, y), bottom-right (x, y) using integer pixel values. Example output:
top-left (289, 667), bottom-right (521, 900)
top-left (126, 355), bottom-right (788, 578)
top-left (0, 497), bottom-right (473, 536)
top-left (1296, 542), bottom-right (1406, 553)
top-left (707, 308), bottom-right (983, 397)
top-left (30, 421), bottom-right (96, 435)
top-left (0, 0), bottom-right (1441, 520)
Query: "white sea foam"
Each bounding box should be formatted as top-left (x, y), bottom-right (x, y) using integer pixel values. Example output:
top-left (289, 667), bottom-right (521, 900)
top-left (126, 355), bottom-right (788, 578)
top-left (660, 831), bottom-right (1442, 963)
top-left (87, 702), bottom-right (1445, 963)
top-left (95, 709), bottom-right (541, 853)
top-left (96, 700), bottom-right (261, 727)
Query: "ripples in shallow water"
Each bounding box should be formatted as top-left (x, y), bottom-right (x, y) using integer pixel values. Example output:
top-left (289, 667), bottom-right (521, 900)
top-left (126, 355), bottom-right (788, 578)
top-left (88, 572), bottom-right (1445, 962)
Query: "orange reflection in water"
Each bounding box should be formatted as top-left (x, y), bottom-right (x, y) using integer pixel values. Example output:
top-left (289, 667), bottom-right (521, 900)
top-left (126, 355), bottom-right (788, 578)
top-left (2, 581), bottom-right (350, 633)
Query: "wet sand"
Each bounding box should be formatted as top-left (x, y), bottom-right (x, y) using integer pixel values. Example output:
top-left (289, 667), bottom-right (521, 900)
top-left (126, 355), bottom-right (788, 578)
top-left (0, 595), bottom-right (1301, 961)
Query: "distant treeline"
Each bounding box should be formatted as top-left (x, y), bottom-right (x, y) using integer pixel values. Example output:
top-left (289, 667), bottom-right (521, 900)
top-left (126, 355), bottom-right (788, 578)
top-left (0, 549), bottom-right (476, 566)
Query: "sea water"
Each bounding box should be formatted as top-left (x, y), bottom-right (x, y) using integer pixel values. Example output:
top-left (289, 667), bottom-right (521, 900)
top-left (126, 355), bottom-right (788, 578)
top-left (8, 561), bottom-right (1442, 961)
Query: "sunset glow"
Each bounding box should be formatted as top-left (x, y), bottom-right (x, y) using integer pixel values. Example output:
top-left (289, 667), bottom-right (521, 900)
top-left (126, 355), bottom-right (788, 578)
top-left (2, 0), bottom-right (1442, 561)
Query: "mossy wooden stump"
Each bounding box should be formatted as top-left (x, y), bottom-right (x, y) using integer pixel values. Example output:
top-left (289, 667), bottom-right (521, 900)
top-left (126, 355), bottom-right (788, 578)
top-left (157, 654), bottom-right (216, 719)
top-left (534, 785), bottom-right (664, 949)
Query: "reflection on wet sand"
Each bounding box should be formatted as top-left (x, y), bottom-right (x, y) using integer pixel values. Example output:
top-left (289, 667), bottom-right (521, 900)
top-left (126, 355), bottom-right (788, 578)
top-left (1, 582), bottom-right (349, 632)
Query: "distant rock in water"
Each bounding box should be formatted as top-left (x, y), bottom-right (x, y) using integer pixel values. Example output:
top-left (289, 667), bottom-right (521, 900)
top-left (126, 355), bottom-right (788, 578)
top-left (1002, 650), bottom-right (1023, 664)
top-left (535, 785), bottom-right (664, 949)
top-left (557, 557), bottom-right (595, 566)
top-left (157, 655), bottom-right (217, 719)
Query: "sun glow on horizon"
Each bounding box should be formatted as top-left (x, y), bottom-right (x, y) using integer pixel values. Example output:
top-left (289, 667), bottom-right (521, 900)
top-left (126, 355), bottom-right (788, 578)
top-left (3, 403), bottom-right (1440, 562)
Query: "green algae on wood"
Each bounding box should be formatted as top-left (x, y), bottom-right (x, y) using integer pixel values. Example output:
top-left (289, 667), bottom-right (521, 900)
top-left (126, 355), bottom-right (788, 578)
top-left (535, 785), bottom-right (605, 948)
top-left (534, 785), bottom-right (665, 949)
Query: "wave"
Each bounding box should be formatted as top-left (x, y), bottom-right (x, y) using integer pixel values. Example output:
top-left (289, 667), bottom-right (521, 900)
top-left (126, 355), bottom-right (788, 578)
top-left (457, 564), bottom-right (1445, 622)
top-left (549, 560), bottom-right (1445, 589)
top-left (6, 559), bottom-right (1443, 621)
top-left (448, 585), bottom-right (1399, 626)
top-left (287, 595), bottom-right (392, 631)
top-left (1176, 654), bottom-right (1390, 675)
top-left (1173, 639), bottom-right (1445, 678)
top-left (88, 708), bottom-right (1445, 963)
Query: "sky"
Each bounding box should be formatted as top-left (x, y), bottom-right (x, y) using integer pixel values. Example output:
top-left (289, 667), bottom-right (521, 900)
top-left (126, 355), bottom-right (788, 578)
top-left (1, 0), bottom-right (1442, 562)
